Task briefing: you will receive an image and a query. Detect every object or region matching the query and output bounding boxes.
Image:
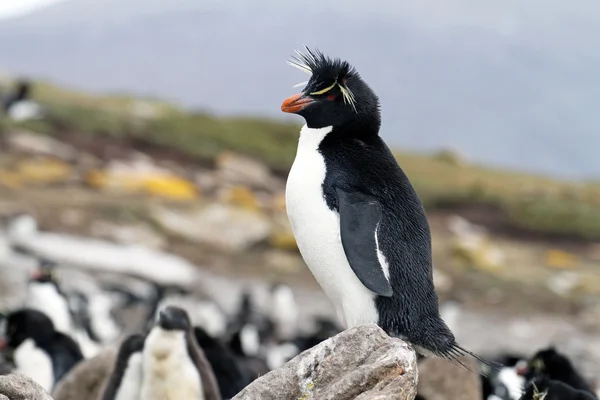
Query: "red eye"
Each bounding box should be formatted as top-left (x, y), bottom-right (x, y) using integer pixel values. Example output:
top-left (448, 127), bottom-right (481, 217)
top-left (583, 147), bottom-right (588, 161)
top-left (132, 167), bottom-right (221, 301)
top-left (327, 94), bottom-right (335, 101)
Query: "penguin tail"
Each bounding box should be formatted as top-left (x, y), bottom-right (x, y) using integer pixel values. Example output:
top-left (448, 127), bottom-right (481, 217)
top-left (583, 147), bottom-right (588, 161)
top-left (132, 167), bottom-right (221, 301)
top-left (442, 343), bottom-right (504, 377)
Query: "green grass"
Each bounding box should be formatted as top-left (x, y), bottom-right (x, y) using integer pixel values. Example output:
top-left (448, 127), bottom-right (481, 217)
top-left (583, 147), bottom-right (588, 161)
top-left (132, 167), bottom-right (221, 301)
top-left (7, 80), bottom-right (600, 239)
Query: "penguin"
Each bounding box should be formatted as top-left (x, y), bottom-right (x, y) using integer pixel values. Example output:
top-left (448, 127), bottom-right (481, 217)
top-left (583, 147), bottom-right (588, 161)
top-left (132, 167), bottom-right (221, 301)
top-left (1, 80), bottom-right (43, 122)
top-left (193, 326), bottom-right (254, 399)
top-left (520, 376), bottom-right (597, 400)
top-left (25, 261), bottom-right (102, 358)
top-left (280, 46), bottom-right (493, 369)
top-left (99, 334), bottom-right (145, 400)
top-left (140, 305), bottom-right (221, 400)
top-left (267, 283), bottom-right (299, 341)
top-left (0, 308), bottom-right (84, 391)
top-left (25, 260), bottom-right (73, 334)
top-left (519, 347), bottom-right (596, 397)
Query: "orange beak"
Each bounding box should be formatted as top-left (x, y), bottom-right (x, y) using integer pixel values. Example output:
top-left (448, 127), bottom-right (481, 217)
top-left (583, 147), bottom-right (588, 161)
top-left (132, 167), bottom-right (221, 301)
top-left (31, 269), bottom-right (42, 279)
top-left (281, 93), bottom-right (314, 114)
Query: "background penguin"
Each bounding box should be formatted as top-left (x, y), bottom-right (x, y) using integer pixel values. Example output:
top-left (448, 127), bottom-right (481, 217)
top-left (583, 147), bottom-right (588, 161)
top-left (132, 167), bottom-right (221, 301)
top-left (520, 376), bottom-right (597, 400)
top-left (99, 334), bottom-right (145, 400)
top-left (25, 261), bottom-right (101, 358)
top-left (266, 283), bottom-right (298, 341)
top-left (519, 347), bottom-right (597, 398)
top-left (141, 305), bottom-right (221, 400)
top-left (193, 326), bottom-right (254, 399)
top-left (1, 80), bottom-right (44, 122)
top-left (51, 346), bottom-right (118, 400)
top-left (26, 260), bottom-right (73, 335)
top-left (281, 46), bottom-right (493, 370)
top-left (0, 308), bottom-right (84, 392)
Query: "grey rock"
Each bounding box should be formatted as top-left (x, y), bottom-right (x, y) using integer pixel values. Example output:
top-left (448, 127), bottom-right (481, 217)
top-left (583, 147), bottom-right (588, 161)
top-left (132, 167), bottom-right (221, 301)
top-left (232, 324), bottom-right (418, 400)
top-left (6, 130), bottom-right (77, 161)
top-left (417, 356), bottom-right (482, 400)
top-left (0, 373), bottom-right (54, 400)
top-left (151, 203), bottom-right (271, 252)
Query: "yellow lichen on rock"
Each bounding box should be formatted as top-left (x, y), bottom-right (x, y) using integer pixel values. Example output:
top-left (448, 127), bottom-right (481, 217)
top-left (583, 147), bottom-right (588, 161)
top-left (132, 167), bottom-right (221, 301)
top-left (221, 185), bottom-right (260, 211)
top-left (144, 176), bottom-right (198, 200)
top-left (545, 249), bottom-right (578, 269)
top-left (85, 169), bottom-right (198, 200)
top-left (0, 170), bottom-right (22, 188)
top-left (84, 170), bottom-right (147, 192)
top-left (269, 230), bottom-right (298, 251)
top-left (12, 158), bottom-right (73, 185)
top-left (450, 236), bottom-right (505, 273)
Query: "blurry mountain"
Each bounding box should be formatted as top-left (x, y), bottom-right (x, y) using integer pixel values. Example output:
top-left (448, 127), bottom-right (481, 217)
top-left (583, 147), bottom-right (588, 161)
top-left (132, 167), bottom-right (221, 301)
top-left (1, 0), bottom-right (600, 178)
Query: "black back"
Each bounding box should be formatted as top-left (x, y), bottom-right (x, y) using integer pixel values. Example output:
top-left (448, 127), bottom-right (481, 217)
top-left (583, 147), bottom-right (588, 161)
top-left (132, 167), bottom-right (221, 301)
top-left (524, 347), bottom-right (595, 395)
top-left (3, 309), bottom-right (84, 386)
top-left (319, 129), bottom-right (445, 346)
top-left (522, 377), bottom-right (597, 400)
top-left (2, 80), bottom-right (30, 111)
top-left (42, 332), bottom-right (84, 385)
top-left (194, 326), bottom-right (254, 399)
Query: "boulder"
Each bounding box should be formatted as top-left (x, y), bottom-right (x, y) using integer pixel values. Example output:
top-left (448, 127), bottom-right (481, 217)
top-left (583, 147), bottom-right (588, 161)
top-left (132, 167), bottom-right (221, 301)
top-left (0, 373), bottom-right (54, 400)
top-left (215, 151), bottom-right (276, 191)
top-left (233, 324), bottom-right (418, 400)
top-left (151, 203), bottom-right (271, 252)
top-left (6, 130), bottom-right (77, 161)
top-left (416, 356), bottom-right (482, 400)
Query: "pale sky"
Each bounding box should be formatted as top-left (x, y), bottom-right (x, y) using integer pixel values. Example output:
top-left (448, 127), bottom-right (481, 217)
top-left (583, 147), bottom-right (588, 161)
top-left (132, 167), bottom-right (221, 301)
top-left (0, 0), bottom-right (66, 19)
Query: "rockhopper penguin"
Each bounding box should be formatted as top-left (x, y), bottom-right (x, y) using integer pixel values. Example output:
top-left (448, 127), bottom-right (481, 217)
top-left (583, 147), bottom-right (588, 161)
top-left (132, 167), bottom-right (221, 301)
top-left (281, 46), bottom-right (492, 370)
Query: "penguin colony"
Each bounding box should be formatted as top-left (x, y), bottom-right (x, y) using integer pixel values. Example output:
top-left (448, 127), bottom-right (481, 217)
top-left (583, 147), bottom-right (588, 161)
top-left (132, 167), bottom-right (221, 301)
top-left (0, 48), bottom-right (595, 400)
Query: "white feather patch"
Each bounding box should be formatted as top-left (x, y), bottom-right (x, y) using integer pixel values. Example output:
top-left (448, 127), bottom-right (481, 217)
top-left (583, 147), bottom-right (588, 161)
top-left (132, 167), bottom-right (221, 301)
top-left (286, 124), bottom-right (379, 329)
top-left (141, 327), bottom-right (203, 400)
top-left (14, 339), bottom-right (54, 392)
top-left (114, 352), bottom-right (144, 400)
top-left (374, 222), bottom-right (391, 281)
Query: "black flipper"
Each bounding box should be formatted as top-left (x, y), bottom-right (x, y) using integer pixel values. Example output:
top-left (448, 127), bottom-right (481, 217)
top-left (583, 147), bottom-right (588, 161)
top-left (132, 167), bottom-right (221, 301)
top-left (336, 187), bottom-right (393, 297)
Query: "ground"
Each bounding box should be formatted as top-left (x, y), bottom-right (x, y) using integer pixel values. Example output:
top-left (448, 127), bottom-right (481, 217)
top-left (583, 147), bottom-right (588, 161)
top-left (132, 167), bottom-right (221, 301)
top-left (1, 78), bottom-right (600, 336)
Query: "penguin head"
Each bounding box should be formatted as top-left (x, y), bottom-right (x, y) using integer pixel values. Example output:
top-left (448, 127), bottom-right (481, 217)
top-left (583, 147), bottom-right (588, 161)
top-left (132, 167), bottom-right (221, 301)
top-left (521, 347), bottom-right (576, 381)
top-left (0, 309), bottom-right (55, 353)
top-left (15, 80), bottom-right (31, 102)
top-left (31, 259), bottom-right (58, 284)
top-left (157, 306), bottom-right (191, 332)
top-left (281, 46), bottom-right (380, 130)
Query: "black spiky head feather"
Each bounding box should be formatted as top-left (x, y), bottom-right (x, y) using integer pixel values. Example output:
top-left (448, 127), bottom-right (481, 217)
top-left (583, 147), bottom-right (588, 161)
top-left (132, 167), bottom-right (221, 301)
top-left (283, 46), bottom-right (380, 132)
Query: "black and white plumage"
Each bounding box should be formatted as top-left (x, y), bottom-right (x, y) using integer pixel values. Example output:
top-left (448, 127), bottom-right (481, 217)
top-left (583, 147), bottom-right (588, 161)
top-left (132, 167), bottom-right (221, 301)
top-left (1, 80), bottom-right (43, 122)
top-left (520, 347), bottom-right (597, 398)
top-left (193, 326), bottom-right (254, 399)
top-left (140, 306), bottom-right (222, 400)
top-left (0, 308), bottom-right (84, 392)
top-left (281, 46), bottom-right (491, 369)
top-left (520, 376), bottom-right (597, 400)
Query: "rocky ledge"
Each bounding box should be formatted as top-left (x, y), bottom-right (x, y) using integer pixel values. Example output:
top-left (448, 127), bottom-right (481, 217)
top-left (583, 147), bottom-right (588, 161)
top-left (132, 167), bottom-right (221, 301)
top-left (233, 324), bottom-right (418, 400)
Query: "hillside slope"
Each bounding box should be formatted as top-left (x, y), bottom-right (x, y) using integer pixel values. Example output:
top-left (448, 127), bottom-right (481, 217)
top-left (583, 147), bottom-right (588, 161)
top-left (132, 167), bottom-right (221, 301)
top-left (1, 0), bottom-right (600, 177)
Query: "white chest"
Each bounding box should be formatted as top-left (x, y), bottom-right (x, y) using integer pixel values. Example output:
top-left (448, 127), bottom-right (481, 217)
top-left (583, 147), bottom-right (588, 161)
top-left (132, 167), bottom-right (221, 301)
top-left (285, 125), bottom-right (378, 328)
top-left (141, 329), bottom-right (203, 400)
top-left (114, 352), bottom-right (143, 400)
top-left (26, 283), bottom-right (73, 334)
top-left (14, 339), bottom-right (54, 392)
